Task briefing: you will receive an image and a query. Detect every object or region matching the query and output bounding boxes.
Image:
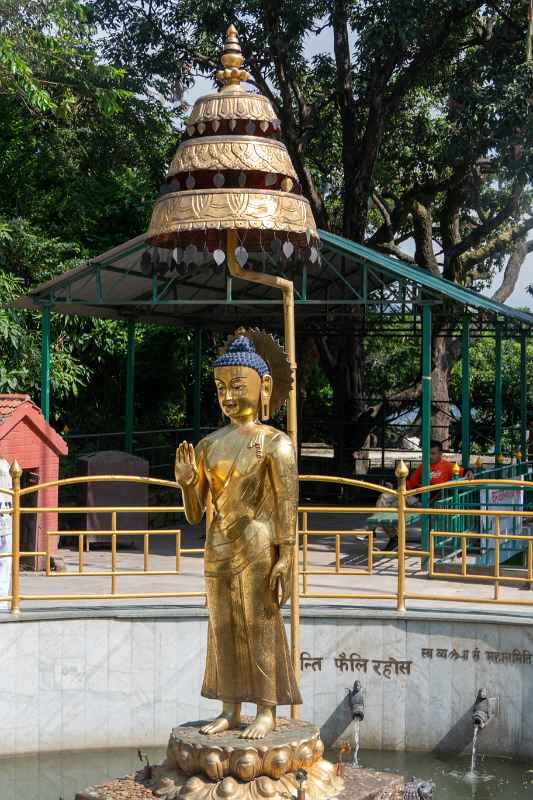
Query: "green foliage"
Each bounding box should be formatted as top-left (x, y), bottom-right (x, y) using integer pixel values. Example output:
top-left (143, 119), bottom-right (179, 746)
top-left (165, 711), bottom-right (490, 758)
top-left (0, 270), bottom-right (88, 399)
top-left (0, 0), bottom-right (181, 436)
top-left (0, 217), bottom-right (82, 284)
top-left (0, 0), bottom-right (131, 113)
top-left (0, 36), bottom-right (55, 111)
top-left (1, 0), bottom-right (531, 462)
top-left (0, 218), bottom-right (89, 402)
top-left (0, 0), bottom-right (177, 254)
top-left (364, 322), bottom-right (420, 399)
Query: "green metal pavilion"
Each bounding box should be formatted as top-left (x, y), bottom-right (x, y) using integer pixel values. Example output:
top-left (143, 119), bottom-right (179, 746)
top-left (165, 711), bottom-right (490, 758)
top-left (15, 228), bottom-right (533, 488)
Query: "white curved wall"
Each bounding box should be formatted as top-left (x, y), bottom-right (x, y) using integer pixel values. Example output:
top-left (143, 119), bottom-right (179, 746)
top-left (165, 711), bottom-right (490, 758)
top-left (0, 605), bottom-right (531, 757)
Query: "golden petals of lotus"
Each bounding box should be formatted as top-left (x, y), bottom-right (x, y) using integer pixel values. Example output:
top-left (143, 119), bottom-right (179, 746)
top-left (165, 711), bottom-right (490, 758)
top-left (167, 731), bottom-right (324, 781)
top-left (177, 761), bottom-right (343, 800)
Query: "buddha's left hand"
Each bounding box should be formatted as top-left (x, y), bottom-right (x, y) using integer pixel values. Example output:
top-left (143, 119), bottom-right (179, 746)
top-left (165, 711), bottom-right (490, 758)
top-left (269, 553), bottom-right (292, 606)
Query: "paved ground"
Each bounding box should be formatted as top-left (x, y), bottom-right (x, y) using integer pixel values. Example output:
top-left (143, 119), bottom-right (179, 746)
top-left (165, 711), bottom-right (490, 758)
top-left (12, 512), bottom-right (533, 616)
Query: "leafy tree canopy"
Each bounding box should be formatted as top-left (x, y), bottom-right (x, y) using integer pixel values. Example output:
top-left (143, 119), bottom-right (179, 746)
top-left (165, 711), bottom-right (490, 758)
top-left (85, 0), bottom-right (533, 463)
top-left (87, 0), bottom-right (533, 276)
top-left (0, 0), bottom-right (187, 439)
top-left (1, 0), bottom-right (531, 468)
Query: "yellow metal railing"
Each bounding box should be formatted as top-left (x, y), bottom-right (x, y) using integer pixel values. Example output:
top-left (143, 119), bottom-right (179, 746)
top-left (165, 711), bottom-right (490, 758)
top-left (0, 460), bottom-right (533, 615)
top-left (297, 472), bottom-right (404, 607)
top-left (0, 463), bottom-right (205, 611)
top-left (296, 470), bottom-right (533, 611)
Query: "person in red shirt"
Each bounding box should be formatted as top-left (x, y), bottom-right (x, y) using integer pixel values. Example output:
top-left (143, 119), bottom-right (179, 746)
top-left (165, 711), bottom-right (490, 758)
top-left (379, 441), bottom-right (474, 551)
top-left (379, 440), bottom-right (473, 552)
top-left (406, 440), bottom-right (473, 490)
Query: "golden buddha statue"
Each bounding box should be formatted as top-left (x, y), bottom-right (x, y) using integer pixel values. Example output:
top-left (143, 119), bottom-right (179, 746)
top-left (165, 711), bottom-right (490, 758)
top-left (175, 331), bottom-right (302, 740)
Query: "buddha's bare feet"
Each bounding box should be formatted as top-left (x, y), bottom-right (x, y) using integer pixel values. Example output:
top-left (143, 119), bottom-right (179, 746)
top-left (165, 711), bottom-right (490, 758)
top-left (200, 708), bottom-right (240, 735)
top-left (239, 707), bottom-right (275, 740)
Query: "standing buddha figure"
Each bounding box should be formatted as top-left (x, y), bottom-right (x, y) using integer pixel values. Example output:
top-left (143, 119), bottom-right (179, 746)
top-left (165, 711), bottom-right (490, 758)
top-left (174, 332), bottom-right (302, 740)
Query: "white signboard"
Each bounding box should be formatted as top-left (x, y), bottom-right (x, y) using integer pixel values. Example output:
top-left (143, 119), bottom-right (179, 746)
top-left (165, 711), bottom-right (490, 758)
top-left (480, 486), bottom-right (524, 566)
top-left (0, 458), bottom-right (12, 609)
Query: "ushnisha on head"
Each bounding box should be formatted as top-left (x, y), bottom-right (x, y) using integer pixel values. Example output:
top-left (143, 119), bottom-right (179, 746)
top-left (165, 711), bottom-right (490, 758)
top-left (213, 336), bottom-right (273, 422)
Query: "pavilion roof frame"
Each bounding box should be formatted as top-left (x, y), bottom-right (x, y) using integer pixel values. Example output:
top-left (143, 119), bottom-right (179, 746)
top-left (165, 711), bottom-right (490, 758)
top-left (15, 228), bottom-right (533, 335)
top-left (15, 227), bottom-right (531, 473)
top-left (319, 230), bottom-right (533, 329)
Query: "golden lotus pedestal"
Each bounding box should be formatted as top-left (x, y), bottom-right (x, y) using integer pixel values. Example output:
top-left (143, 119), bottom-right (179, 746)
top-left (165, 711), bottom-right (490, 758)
top-left (150, 718), bottom-right (343, 800)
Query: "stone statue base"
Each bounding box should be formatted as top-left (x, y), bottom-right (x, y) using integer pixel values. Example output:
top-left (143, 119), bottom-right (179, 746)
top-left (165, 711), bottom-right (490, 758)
top-left (150, 717), bottom-right (343, 800)
top-left (76, 766), bottom-right (403, 800)
top-left (75, 718), bottom-right (347, 800)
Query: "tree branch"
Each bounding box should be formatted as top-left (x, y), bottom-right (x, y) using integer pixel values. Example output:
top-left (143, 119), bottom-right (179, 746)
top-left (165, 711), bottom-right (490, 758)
top-left (374, 242), bottom-right (417, 264)
top-left (491, 238), bottom-right (528, 303)
top-left (368, 164), bottom-right (470, 252)
top-left (445, 174), bottom-right (527, 267)
top-left (313, 334), bottom-right (336, 383)
top-left (331, 0), bottom-right (363, 239)
top-left (247, 63), bottom-right (280, 116)
top-left (441, 182), bottom-right (467, 281)
top-left (461, 214), bottom-right (533, 270)
top-left (484, 1), bottom-right (523, 34)
top-left (372, 192), bottom-right (392, 228)
top-left (412, 200), bottom-right (440, 275)
top-left (386, 2), bottom-right (484, 111)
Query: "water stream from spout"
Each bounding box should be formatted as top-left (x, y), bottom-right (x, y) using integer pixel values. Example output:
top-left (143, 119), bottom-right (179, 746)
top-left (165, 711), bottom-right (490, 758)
top-left (469, 724), bottom-right (479, 775)
top-left (352, 719), bottom-right (360, 768)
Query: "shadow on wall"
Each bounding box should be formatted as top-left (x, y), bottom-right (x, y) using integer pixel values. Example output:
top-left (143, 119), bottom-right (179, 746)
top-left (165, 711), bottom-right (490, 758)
top-left (320, 691), bottom-right (353, 747)
top-left (432, 708), bottom-right (475, 755)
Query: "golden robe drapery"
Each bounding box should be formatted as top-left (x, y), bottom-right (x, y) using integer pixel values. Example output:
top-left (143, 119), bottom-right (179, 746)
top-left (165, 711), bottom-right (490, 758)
top-left (194, 423), bottom-right (302, 707)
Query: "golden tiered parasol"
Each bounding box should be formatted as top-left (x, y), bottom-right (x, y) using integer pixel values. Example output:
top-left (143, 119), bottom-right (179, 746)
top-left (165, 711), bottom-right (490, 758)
top-left (146, 24), bottom-right (319, 264)
top-left (145, 24), bottom-right (320, 453)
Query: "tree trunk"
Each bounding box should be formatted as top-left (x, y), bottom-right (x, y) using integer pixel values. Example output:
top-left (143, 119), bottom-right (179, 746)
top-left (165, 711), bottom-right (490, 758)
top-left (431, 335), bottom-right (452, 448)
top-left (430, 332), bottom-right (463, 450)
top-left (336, 335), bottom-right (366, 471)
top-left (314, 326), bottom-right (372, 474)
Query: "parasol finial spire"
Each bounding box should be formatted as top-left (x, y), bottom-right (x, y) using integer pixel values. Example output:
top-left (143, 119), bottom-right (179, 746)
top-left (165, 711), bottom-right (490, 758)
top-left (216, 24), bottom-right (249, 88)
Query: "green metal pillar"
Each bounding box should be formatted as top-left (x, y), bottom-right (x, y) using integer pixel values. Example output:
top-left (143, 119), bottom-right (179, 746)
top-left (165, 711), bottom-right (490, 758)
top-left (461, 318), bottom-right (470, 470)
top-left (520, 329), bottom-right (528, 459)
top-left (494, 323), bottom-right (503, 459)
top-left (421, 304), bottom-right (432, 554)
top-left (193, 329), bottom-right (202, 444)
top-left (40, 307), bottom-right (51, 422)
top-left (125, 320), bottom-right (135, 453)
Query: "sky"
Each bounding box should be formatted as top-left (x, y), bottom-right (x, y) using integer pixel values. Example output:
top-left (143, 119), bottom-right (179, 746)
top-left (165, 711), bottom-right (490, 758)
top-left (184, 23), bottom-right (532, 311)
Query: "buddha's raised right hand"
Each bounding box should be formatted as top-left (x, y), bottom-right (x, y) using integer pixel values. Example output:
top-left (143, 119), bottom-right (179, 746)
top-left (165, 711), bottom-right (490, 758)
top-left (175, 441), bottom-right (198, 487)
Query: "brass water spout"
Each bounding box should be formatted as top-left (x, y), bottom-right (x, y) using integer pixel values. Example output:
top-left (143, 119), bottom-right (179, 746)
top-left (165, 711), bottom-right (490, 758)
top-left (472, 688), bottom-right (498, 728)
top-left (348, 680), bottom-right (365, 721)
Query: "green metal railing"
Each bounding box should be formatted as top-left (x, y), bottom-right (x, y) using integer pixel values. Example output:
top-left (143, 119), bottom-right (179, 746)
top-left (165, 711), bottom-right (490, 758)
top-left (432, 460), bottom-right (533, 565)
